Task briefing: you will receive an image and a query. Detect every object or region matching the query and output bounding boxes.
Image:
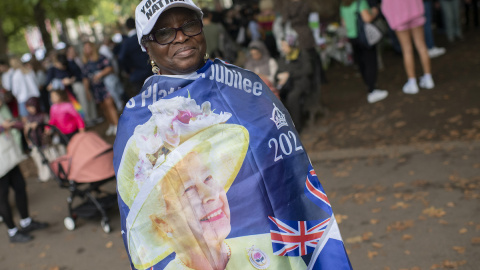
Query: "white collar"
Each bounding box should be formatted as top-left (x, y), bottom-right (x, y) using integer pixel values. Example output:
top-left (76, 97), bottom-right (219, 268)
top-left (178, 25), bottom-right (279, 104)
top-left (128, 29), bottom-right (137, 37)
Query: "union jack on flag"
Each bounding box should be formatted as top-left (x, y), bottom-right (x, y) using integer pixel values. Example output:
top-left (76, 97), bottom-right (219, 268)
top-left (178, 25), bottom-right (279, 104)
top-left (304, 164), bottom-right (332, 216)
top-left (268, 216), bottom-right (331, 256)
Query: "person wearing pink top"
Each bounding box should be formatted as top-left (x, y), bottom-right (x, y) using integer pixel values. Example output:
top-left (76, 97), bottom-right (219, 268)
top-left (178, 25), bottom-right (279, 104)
top-left (382, 0), bottom-right (434, 95)
top-left (48, 90), bottom-right (85, 140)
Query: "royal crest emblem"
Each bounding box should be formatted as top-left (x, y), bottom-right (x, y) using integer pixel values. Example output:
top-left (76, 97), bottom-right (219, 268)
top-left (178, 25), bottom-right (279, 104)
top-left (246, 245), bottom-right (270, 269)
top-left (270, 103), bottom-right (288, 130)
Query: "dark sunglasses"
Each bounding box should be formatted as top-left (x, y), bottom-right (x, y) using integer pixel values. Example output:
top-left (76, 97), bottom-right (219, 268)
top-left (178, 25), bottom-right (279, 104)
top-left (145, 20), bottom-right (203, 45)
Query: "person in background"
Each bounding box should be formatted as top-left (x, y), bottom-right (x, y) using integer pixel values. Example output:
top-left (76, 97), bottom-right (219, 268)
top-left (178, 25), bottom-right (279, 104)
top-left (202, 8), bottom-right (228, 59)
top-left (244, 40), bottom-right (280, 99)
top-left (0, 92), bottom-right (49, 243)
top-left (257, 0), bottom-right (279, 58)
top-left (282, 0), bottom-right (327, 85)
top-left (276, 36), bottom-right (312, 133)
top-left (66, 45), bottom-right (99, 127)
top-left (118, 17), bottom-right (151, 98)
top-left (340, 0), bottom-right (389, 103)
top-left (99, 37), bottom-right (125, 112)
top-left (382, 0), bottom-right (434, 94)
top-left (0, 59), bottom-right (19, 118)
top-left (464, 0), bottom-right (479, 29)
top-left (244, 40), bottom-right (278, 85)
top-left (10, 56), bottom-right (40, 122)
top-left (439, 0), bottom-right (463, 42)
top-left (48, 90), bottom-right (84, 140)
top-left (82, 42), bottom-right (118, 136)
top-left (24, 97), bottom-right (50, 182)
top-left (424, 0), bottom-right (446, 58)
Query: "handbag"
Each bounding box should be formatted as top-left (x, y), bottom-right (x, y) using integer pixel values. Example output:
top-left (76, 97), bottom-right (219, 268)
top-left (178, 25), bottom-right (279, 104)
top-left (356, 0), bottom-right (383, 48)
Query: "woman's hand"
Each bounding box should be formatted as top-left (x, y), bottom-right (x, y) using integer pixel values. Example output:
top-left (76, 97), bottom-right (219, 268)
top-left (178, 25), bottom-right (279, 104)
top-left (2, 120), bottom-right (13, 129)
top-left (277, 72), bottom-right (290, 87)
top-left (62, 77), bottom-right (73, 86)
top-left (93, 73), bottom-right (103, 84)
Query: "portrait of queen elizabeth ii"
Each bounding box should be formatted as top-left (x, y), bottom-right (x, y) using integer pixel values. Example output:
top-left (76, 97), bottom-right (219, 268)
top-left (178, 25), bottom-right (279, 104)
top-left (117, 96), bottom-right (250, 269)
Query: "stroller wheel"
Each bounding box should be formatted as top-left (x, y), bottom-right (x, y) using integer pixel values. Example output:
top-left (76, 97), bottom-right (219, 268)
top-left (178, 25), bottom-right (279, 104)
top-left (64, 217), bottom-right (76, 231)
top-left (101, 220), bottom-right (111, 234)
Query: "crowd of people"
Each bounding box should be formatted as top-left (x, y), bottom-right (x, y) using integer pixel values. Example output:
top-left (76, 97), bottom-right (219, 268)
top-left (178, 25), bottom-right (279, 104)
top-left (0, 0), bottom-right (477, 244)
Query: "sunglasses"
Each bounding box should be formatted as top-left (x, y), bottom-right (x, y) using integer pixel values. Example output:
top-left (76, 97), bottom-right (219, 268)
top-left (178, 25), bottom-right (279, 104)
top-left (145, 20), bottom-right (203, 45)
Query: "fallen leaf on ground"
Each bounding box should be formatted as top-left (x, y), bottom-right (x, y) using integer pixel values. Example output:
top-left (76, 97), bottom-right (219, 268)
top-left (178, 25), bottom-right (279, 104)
top-left (391, 202), bottom-right (410, 210)
top-left (446, 202), bottom-right (455, 207)
top-left (423, 206), bottom-right (446, 218)
top-left (345, 236), bottom-right (363, 244)
top-left (372, 208), bottom-right (381, 213)
top-left (376, 196), bottom-right (385, 202)
top-left (368, 250), bottom-right (378, 259)
top-left (387, 220), bottom-right (414, 232)
top-left (106, 241), bottom-right (113, 248)
top-left (372, 242), bottom-right (383, 248)
top-left (395, 121), bottom-right (406, 128)
top-left (394, 182), bottom-right (406, 188)
top-left (471, 237), bottom-right (480, 244)
top-left (335, 214), bottom-right (348, 224)
top-left (370, 219), bottom-right (380, 225)
top-left (362, 232), bottom-right (373, 241)
top-left (453, 246), bottom-right (465, 254)
top-left (439, 219), bottom-right (448, 225)
top-left (404, 250), bottom-right (411, 255)
top-left (38, 252), bottom-right (46, 258)
top-left (402, 234), bottom-right (413, 241)
top-left (459, 228), bottom-right (468, 234)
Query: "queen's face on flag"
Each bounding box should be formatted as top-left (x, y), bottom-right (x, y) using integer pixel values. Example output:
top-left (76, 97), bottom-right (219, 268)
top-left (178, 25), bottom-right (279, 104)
top-left (150, 150), bottom-right (232, 266)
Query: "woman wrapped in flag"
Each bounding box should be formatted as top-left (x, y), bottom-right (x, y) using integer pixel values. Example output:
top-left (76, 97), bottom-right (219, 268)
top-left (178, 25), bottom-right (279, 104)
top-left (113, 0), bottom-right (352, 269)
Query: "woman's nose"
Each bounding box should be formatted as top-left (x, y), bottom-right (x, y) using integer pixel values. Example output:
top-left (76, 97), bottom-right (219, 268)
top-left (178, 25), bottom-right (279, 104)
top-left (199, 183), bottom-right (218, 204)
top-left (173, 29), bottom-right (189, 43)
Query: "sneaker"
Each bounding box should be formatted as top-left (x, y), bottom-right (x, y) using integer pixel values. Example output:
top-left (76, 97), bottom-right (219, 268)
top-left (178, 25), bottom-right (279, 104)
top-left (428, 47), bottom-right (446, 58)
top-left (402, 81), bottom-right (419, 94)
top-left (20, 220), bottom-right (49, 233)
top-left (105, 125), bottom-right (114, 136)
top-left (10, 231), bottom-right (33, 243)
top-left (367, 89), bottom-right (389, 103)
top-left (419, 75), bottom-right (435, 89)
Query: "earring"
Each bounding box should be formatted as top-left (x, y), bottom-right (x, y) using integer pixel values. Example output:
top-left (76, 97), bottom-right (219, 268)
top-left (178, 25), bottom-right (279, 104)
top-left (151, 60), bottom-right (160, 74)
top-left (204, 53), bottom-right (209, 61)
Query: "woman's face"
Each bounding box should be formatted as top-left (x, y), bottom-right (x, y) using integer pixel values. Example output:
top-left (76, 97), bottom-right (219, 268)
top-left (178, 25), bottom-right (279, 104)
top-left (281, 40), bottom-right (292, 54)
top-left (250, 48), bottom-right (262, 61)
top-left (146, 8), bottom-right (206, 75)
top-left (66, 47), bottom-right (76, 59)
top-left (83, 43), bottom-right (93, 57)
top-left (160, 152), bottom-right (231, 249)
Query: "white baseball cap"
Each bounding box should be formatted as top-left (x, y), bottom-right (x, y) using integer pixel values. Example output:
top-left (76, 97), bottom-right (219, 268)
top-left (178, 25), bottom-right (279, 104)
top-left (135, 0), bottom-right (203, 52)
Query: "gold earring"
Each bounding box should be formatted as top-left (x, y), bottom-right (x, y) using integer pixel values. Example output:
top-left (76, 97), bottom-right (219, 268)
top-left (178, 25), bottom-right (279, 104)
top-left (151, 60), bottom-right (160, 74)
top-left (204, 53), bottom-right (209, 61)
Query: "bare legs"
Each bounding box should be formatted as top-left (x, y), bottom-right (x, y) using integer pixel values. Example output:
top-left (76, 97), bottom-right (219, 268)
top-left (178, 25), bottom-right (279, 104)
top-left (101, 97), bottom-right (118, 126)
top-left (395, 25), bottom-right (434, 93)
top-left (396, 26), bottom-right (431, 78)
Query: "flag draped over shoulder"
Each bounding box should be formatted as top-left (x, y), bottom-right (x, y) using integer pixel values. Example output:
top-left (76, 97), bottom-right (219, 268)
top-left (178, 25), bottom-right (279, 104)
top-left (113, 59), bottom-right (352, 270)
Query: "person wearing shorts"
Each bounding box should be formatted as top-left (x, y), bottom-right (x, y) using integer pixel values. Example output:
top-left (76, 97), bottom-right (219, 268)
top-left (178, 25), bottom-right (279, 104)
top-left (382, 0), bottom-right (435, 95)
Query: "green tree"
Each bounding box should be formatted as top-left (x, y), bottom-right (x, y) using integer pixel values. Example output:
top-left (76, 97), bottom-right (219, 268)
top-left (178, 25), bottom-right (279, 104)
top-left (0, 0), bottom-right (97, 58)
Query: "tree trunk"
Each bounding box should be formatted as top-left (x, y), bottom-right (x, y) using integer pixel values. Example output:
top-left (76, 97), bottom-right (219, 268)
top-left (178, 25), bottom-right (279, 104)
top-left (0, 19), bottom-right (8, 59)
top-left (33, 0), bottom-right (53, 53)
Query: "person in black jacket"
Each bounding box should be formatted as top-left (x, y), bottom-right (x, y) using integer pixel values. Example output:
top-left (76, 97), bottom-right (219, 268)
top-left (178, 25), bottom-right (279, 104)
top-left (275, 37), bottom-right (312, 133)
top-left (118, 18), bottom-right (152, 97)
